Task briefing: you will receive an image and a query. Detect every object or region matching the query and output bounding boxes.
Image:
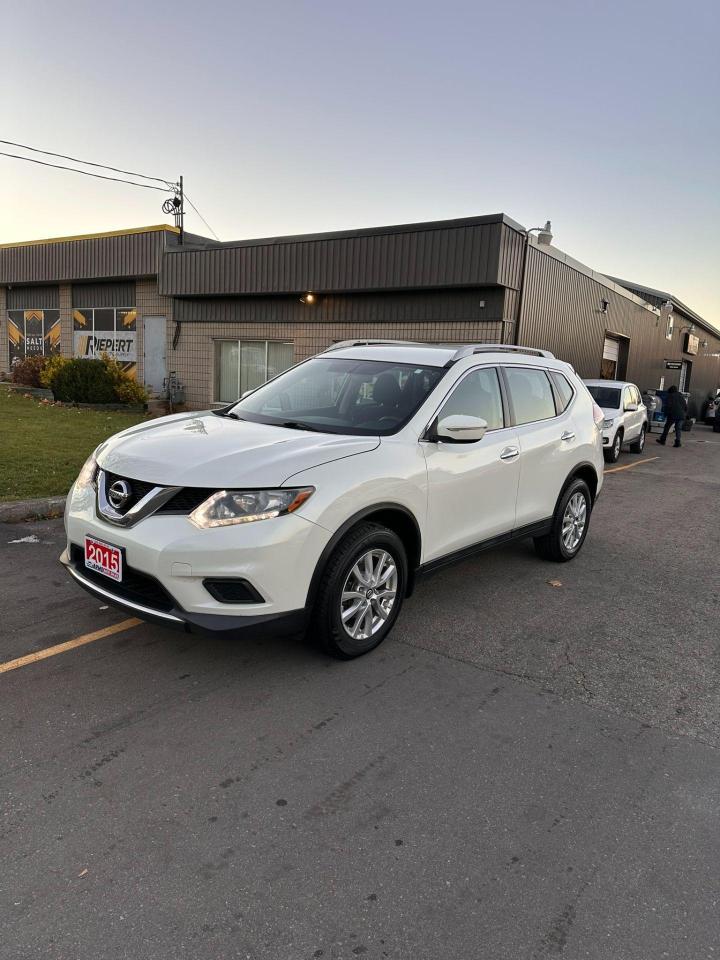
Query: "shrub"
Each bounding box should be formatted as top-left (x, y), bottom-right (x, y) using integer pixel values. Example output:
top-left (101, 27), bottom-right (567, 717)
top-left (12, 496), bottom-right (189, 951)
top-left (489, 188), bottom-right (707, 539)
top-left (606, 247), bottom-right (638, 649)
top-left (101, 355), bottom-right (149, 405)
top-left (51, 359), bottom-right (117, 403)
top-left (45, 355), bottom-right (148, 405)
top-left (11, 355), bottom-right (48, 387)
top-left (39, 354), bottom-right (71, 391)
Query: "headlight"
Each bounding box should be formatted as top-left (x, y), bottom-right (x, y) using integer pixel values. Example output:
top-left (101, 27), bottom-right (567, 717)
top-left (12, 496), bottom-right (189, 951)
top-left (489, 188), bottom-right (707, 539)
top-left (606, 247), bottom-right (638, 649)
top-left (189, 487), bottom-right (315, 529)
top-left (603, 418), bottom-right (615, 428)
top-left (76, 451), bottom-right (98, 490)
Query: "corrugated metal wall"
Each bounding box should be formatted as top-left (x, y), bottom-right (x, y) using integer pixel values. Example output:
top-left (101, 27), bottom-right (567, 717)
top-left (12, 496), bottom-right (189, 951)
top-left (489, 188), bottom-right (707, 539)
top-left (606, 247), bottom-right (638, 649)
top-left (72, 282), bottom-right (136, 307)
top-left (520, 245), bottom-right (720, 398)
top-left (174, 287), bottom-right (506, 327)
top-left (0, 230), bottom-right (169, 285)
top-left (160, 220), bottom-right (505, 297)
top-left (6, 285), bottom-right (59, 309)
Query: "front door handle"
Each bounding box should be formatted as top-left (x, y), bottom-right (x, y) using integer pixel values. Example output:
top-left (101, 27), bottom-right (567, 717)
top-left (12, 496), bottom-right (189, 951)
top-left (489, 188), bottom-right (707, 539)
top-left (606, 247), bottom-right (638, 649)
top-left (500, 446), bottom-right (520, 461)
top-left (561, 431), bottom-right (576, 442)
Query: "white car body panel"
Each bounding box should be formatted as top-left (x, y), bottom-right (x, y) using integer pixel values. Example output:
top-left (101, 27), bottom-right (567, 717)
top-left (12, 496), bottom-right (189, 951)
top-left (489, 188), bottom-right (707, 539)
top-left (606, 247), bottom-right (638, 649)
top-left (98, 413), bottom-right (379, 488)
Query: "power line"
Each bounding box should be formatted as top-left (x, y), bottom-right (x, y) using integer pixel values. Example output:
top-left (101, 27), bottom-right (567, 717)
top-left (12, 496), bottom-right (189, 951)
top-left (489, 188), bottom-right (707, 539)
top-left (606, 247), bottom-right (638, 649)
top-left (2, 138), bottom-right (219, 239)
top-left (184, 193), bottom-right (220, 241)
top-left (0, 139), bottom-right (174, 187)
top-left (0, 151), bottom-right (172, 192)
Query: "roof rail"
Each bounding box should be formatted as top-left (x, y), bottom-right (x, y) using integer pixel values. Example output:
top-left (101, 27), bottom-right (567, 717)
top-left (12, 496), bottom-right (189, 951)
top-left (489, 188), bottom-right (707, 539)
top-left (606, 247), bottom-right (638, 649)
top-left (322, 339), bottom-right (432, 352)
top-left (447, 344), bottom-right (555, 364)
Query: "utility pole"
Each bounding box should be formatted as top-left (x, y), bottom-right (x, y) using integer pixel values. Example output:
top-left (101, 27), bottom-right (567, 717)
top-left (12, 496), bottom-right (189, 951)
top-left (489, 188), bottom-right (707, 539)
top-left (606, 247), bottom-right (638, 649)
top-left (178, 175), bottom-right (184, 244)
top-left (162, 176), bottom-right (184, 243)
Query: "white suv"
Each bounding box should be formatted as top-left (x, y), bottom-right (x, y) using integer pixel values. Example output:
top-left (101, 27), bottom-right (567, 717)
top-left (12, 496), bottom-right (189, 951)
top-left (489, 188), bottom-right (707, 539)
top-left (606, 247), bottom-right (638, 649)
top-left (583, 380), bottom-right (648, 463)
top-left (61, 342), bottom-right (604, 658)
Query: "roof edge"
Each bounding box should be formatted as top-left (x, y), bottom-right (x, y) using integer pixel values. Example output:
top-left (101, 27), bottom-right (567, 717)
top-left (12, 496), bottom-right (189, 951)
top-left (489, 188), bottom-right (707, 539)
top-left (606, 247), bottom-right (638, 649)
top-left (0, 224), bottom-right (180, 250)
top-left (164, 213), bottom-right (522, 254)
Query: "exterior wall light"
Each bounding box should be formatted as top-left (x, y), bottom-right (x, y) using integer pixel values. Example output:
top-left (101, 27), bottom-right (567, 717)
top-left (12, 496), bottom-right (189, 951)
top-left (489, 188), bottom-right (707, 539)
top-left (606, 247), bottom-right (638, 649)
top-left (300, 292), bottom-right (316, 305)
top-left (600, 299), bottom-right (609, 313)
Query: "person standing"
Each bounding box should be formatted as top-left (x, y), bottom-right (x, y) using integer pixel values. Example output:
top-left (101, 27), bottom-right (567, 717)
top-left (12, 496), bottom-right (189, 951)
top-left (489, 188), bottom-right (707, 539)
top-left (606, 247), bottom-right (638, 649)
top-left (657, 385), bottom-right (687, 448)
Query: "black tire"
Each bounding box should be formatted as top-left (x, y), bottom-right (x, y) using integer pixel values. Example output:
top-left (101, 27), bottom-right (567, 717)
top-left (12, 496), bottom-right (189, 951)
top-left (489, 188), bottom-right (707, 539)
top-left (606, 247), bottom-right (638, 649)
top-left (310, 522), bottom-right (407, 660)
top-left (629, 424), bottom-right (647, 453)
top-left (603, 430), bottom-right (623, 463)
top-left (533, 478), bottom-right (592, 563)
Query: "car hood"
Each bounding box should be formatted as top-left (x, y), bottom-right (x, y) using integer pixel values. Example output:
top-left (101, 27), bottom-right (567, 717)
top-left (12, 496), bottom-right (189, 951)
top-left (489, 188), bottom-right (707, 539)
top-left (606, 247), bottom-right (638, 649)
top-left (599, 407), bottom-right (621, 419)
top-left (97, 412), bottom-right (380, 488)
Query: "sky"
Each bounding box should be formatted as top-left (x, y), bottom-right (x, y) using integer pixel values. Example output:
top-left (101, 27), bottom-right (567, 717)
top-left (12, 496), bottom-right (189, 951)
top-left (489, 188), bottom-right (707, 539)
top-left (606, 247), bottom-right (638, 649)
top-left (2, 0), bottom-right (719, 324)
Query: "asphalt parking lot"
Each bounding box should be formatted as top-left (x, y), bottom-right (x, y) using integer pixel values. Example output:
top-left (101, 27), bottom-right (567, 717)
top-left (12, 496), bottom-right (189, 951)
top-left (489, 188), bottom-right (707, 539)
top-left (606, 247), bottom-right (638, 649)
top-left (2, 428), bottom-right (719, 960)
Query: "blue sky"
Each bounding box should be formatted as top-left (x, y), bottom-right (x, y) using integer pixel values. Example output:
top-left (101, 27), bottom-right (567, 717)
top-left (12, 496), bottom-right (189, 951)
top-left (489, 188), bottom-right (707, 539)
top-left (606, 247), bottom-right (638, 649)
top-left (2, 0), bottom-right (718, 323)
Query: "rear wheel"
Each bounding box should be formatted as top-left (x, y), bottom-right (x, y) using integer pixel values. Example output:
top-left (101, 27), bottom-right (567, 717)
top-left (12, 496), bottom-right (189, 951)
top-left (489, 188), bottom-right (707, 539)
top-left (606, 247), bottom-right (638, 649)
top-left (604, 430), bottom-right (623, 463)
top-left (310, 522), bottom-right (407, 659)
top-left (534, 478), bottom-right (592, 563)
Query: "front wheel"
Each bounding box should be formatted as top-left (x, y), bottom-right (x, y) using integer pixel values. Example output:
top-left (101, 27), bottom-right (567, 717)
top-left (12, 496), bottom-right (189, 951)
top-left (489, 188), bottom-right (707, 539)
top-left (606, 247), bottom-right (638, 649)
top-left (534, 478), bottom-right (592, 563)
top-left (603, 430), bottom-right (623, 463)
top-left (629, 425), bottom-right (647, 453)
top-left (310, 522), bottom-right (407, 659)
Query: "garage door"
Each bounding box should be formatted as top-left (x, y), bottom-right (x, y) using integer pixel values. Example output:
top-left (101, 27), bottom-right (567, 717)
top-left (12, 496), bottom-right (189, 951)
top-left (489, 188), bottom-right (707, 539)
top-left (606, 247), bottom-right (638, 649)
top-left (601, 337), bottom-right (619, 378)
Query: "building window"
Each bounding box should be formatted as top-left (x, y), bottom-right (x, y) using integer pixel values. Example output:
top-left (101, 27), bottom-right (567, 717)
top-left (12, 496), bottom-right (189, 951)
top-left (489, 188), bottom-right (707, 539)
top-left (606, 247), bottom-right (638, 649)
top-left (8, 310), bottom-right (61, 366)
top-left (73, 308), bottom-right (137, 375)
top-left (214, 340), bottom-right (294, 403)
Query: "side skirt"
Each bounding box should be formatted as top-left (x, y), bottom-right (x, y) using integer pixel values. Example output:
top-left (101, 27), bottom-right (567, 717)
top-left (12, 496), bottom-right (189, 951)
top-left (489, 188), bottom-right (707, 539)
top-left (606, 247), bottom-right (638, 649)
top-left (416, 519), bottom-right (553, 577)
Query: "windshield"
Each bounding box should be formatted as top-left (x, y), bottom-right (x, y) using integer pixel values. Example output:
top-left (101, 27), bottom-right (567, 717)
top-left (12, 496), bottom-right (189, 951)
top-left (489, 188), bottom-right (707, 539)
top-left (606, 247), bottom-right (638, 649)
top-left (227, 357), bottom-right (446, 435)
top-left (586, 385), bottom-right (622, 409)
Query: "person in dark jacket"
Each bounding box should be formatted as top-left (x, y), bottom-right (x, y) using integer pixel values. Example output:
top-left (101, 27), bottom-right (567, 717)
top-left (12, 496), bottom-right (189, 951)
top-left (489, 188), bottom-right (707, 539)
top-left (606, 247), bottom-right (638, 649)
top-left (657, 385), bottom-right (688, 448)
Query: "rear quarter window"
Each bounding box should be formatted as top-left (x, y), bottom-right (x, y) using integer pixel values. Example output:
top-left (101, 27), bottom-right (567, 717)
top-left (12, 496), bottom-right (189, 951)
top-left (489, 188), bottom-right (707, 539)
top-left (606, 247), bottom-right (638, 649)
top-left (550, 371), bottom-right (575, 413)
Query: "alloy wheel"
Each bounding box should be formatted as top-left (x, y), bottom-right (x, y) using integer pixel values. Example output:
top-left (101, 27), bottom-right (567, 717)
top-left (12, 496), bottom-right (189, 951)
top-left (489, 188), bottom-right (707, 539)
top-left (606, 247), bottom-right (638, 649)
top-left (561, 492), bottom-right (587, 552)
top-left (340, 549), bottom-right (398, 640)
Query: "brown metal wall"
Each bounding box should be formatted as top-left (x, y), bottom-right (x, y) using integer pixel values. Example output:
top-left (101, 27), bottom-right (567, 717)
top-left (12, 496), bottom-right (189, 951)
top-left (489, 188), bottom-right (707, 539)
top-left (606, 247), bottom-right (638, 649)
top-left (6, 285), bottom-right (59, 309)
top-left (519, 246), bottom-right (720, 398)
top-left (160, 219), bottom-right (506, 297)
top-left (173, 287), bottom-right (506, 328)
top-left (72, 282), bottom-right (136, 308)
top-left (0, 230), bottom-right (169, 285)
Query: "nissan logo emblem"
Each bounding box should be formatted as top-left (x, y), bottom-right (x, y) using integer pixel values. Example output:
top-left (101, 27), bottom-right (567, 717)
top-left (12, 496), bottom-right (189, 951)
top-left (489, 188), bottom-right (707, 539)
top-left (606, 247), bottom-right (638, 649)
top-left (108, 479), bottom-right (132, 511)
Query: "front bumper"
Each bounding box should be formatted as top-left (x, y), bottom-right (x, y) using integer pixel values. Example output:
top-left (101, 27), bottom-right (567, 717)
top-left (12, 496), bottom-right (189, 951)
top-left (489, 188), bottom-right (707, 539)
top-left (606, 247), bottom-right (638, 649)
top-left (59, 548), bottom-right (306, 638)
top-left (61, 482), bottom-right (332, 637)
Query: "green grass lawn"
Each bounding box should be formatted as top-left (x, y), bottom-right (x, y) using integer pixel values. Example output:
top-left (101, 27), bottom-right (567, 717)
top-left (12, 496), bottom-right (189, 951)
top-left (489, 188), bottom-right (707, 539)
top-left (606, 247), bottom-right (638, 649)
top-left (0, 388), bottom-right (148, 502)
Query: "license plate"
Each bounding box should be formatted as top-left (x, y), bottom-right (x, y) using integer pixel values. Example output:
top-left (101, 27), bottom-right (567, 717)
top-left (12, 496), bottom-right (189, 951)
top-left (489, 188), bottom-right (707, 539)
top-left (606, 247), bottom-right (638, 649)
top-left (85, 536), bottom-right (123, 582)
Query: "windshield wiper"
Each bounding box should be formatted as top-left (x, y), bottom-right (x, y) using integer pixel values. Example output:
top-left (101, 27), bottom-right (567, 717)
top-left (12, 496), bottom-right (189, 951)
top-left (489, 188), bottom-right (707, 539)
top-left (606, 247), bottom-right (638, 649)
top-left (278, 420), bottom-right (323, 433)
top-left (213, 409), bottom-right (243, 420)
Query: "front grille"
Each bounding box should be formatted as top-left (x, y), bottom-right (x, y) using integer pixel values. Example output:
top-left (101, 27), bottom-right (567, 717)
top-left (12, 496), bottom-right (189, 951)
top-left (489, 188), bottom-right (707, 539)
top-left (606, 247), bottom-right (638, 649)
top-left (70, 544), bottom-right (176, 613)
top-left (158, 488), bottom-right (216, 513)
top-left (104, 471), bottom-right (157, 513)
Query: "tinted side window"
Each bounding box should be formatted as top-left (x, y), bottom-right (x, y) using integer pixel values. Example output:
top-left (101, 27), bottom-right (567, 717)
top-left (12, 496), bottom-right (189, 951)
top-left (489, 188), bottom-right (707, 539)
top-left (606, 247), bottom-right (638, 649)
top-left (505, 367), bottom-right (556, 425)
top-left (550, 371), bottom-right (574, 412)
top-left (439, 367), bottom-right (504, 430)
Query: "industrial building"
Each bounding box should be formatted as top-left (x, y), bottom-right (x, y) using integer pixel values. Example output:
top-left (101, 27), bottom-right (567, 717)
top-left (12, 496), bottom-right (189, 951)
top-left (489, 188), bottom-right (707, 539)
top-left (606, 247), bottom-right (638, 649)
top-left (2, 214), bottom-right (719, 410)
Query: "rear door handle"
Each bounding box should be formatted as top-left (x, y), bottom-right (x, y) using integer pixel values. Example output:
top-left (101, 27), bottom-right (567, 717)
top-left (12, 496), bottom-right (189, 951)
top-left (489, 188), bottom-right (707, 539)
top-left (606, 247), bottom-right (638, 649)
top-left (500, 446), bottom-right (520, 461)
top-left (561, 431), bottom-right (576, 442)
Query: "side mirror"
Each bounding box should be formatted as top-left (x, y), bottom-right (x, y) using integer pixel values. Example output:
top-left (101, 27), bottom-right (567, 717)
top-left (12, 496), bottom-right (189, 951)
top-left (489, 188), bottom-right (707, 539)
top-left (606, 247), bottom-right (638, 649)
top-left (241, 389), bottom-right (254, 399)
top-left (436, 415), bottom-right (488, 443)
top-left (625, 403), bottom-right (638, 412)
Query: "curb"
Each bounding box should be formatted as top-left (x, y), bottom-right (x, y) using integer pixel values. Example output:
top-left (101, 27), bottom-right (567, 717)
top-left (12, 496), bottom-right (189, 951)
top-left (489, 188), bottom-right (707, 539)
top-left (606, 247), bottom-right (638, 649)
top-left (0, 496), bottom-right (67, 524)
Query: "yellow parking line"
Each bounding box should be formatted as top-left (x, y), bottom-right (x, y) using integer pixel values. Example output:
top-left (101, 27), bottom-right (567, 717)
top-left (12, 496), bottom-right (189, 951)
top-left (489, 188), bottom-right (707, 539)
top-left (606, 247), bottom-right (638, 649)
top-left (0, 618), bottom-right (141, 675)
top-left (604, 456), bottom-right (659, 475)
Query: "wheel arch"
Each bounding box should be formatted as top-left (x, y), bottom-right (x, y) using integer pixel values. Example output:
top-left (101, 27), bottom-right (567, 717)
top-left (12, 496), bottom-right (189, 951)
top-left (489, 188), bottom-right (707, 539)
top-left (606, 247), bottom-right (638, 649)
top-left (306, 503), bottom-right (422, 608)
top-left (562, 461), bottom-right (600, 504)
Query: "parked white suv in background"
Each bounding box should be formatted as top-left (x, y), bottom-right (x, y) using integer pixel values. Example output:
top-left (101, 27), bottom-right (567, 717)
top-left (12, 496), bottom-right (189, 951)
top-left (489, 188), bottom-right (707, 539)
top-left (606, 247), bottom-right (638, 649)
top-left (583, 380), bottom-right (648, 463)
top-left (62, 342), bottom-right (604, 659)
